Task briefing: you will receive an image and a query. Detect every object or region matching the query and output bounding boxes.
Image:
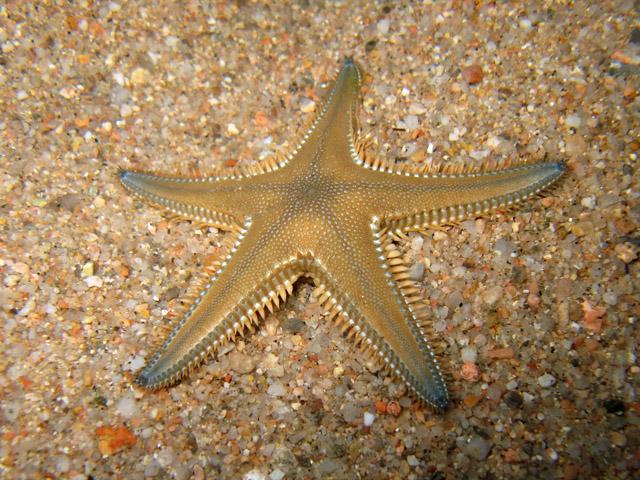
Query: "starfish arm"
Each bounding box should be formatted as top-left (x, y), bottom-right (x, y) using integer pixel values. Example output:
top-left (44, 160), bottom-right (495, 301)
top-left (118, 169), bottom-right (281, 230)
top-left (362, 161), bottom-right (565, 229)
top-left (312, 219), bottom-right (449, 409)
top-left (136, 220), bottom-right (303, 389)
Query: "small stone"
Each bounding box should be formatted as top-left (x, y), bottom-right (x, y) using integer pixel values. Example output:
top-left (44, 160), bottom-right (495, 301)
top-left (580, 196), bottom-right (596, 209)
top-left (407, 454), bottom-right (419, 467)
top-left (407, 262), bottom-right (425, 281)
top-left (538, 373), bottom-right (556, 388)
top-left (269, 469), bottom-right (285, 480)
top-left (228, 350), bottom-right (256, 375)
top-left (603, 398), bottom-right (626, 415)
top-left (363, 411), bottom-right (375, 427)
top-left (481, 285), bottom-right (502, 305)
top-left (95, 426), bottom-right (136, 455)
top-left (81, 261), bottom-right (94, 278)
top-left (55, 455), bottom-right (70, 473)
top-left (377, 18), bottom-right (390, 35)
top-left (300, 98), bottom-right (316, 113)
top-left (519, 17), bottom-right (532, 29)
top-left (582, 300), bottom-right (606, 333)
top-left (84, 275), bottom-right (103, 288)
top-left (267, 382), bottom-right (286, 397)
top-left (610, 431), bottom-right (627, 447)
top-left (130, 67), bottom-right (150, 86)
top-left (16, 89), bottom-right (28, 100)
top-left (614, 242), bottom-right (637, 263)
top-left (504, 391), bottom-right (523, 409)
top-left (317, 459), bottom-right (342, 475)
top-left (408, 102), bottom-right (427, 115)
top-left (243, 469), bottom-right (266, 480)
top-left (122, 355), bottom-right (145, 372)
top-left (463, 435), bottom-right (492, 460)
top-left (227, 123), bottom-right (239, 135)
top-left (461, 362), bottom-right (480, 382)
top-left (460, 346), bottom-right (477, 363)
top-left (341, 402), bottom-right (362, 424)
top-left (404, 114), bottom-right (419, 130)
top-left (565, 114), bottom-right (582, 128)
top-left (488, 347), bottom-right (514, 360)
top-left (262, 352), bottom-right (285, 377)
top-left (461, 65), bottom-right (483, 85)
top-left (603, 292), bottom-right (618, 306)
top-left (116, 395), bottom-right (138, 419)
top-left (157, 447), bottom-right (175, 468)
top-left (386, 401), bottom-right (401, 417)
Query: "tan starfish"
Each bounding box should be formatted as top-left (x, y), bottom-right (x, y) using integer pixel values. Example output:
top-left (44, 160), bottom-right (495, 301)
top-left (119, 59), bottom-right (564, 410)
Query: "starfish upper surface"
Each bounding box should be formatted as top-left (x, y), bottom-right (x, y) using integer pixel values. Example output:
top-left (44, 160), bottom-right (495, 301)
top-left (119, 59), bottom-right (564, 410)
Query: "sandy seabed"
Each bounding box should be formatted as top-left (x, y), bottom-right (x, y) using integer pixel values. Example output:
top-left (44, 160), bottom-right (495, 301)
top-left (1, 1), bottom-right (638, 479)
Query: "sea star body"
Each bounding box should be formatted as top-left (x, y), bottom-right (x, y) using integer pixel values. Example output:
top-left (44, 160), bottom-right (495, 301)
top-left (119, 59), bottom-right (564, 410)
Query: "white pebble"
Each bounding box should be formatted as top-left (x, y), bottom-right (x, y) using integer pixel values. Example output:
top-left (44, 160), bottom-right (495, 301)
top-left (123, 354), bottom-right (146, 372)
top-left (537, 373), bottom-right (556, 388)
top-left (461, 346), bottom-right (477, 363)
top-left (404, 115), bottom-right (419, 130)
top-left (267, 382), bottom-right (285, 397)
top-left (580, 196), bottom-right (596, 209)
top-left (244, 470), bottom-right (266, 480)
top-left (84, 275), bottom-right (103, 288)
top-left (269, 469), bottom-right (285, 480)
top-left (300, 98), bottom-right (316, 113)
top-left (565, 114), bottom-right (582, 128)
top-left (363, 411), bottom-right (375, 427)
top-left (377, 18), bottom-right (390, 35)
top-left (227, 123), bottom-right (239, 135)
top-left (116, 395), bottom-right (138, 419)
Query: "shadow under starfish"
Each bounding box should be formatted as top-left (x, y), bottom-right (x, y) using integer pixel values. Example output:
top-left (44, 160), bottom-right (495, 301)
top-left (119, 58), bottom-right (565, 411)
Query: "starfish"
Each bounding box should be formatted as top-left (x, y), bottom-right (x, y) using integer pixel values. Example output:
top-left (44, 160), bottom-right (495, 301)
top-left (119, 59), bottom-right (564, 410)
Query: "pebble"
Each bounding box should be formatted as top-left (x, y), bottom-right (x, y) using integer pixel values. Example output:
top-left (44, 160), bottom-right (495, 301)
top-left (461, 65), bottom-right (484, 85)
top-left (227, 350), bottom-right (256, 375)
top-left (300, 98), bottom-right (316, 113)
top-left (407, 454), bottom-right (419, 467)
top-left (481, 286), bottom-right (502, 305)
top-left (130, 67), bottom-right (150, 85)
top-left (610, 432), bottom-right (627, 447)
top-left (537, 373), bottom-right (556, 388)
top-left (377, 18), bottom-right (390, 35)
top-left (116, 395), bottom-right (138, 419)
top-left (461, 362), bottom-right (480, 382)
top-left (614, 243), bottom-right (637, 263)
top-left (408, 102), bottom-right (427, 115)
top-left (565, 114), bottom-right (582, 128)
top-left (462, 435), bottom-right (492, 461)
top-left (55, 455), bottom-right (70, 473)
top-left (267, 382), bottom-right (286, 397)
top-left (122, 354), bottom-right (146, 372)
top-left (269, 469), bottom-right (285, 480)
top-left (460, 346), bottom-right (477, 363)
top-left (404, 114), bottom-right (419, 130)
top-left (581, 196), bottom-right (596, 209)
top-left (407, 262), bottom-right (425, 281)
top-left (156, 447), bottom-right (175, 468)
top-left (244, 469), bottom-right (266, 480)
top-left (363, 411), bottom-right (375, 427)
top-left (144, 459), bottom-right (161, 477)
top-left (504, 391), bottom-right (523, 409)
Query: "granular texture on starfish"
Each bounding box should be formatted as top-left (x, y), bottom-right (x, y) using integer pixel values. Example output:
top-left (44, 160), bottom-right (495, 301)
top-left (119, 58), bottom-right (564, 410)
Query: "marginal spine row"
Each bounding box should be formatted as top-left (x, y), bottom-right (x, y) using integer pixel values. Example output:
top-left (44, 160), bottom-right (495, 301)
top-left (139, 261), bottom-right (302, 389)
